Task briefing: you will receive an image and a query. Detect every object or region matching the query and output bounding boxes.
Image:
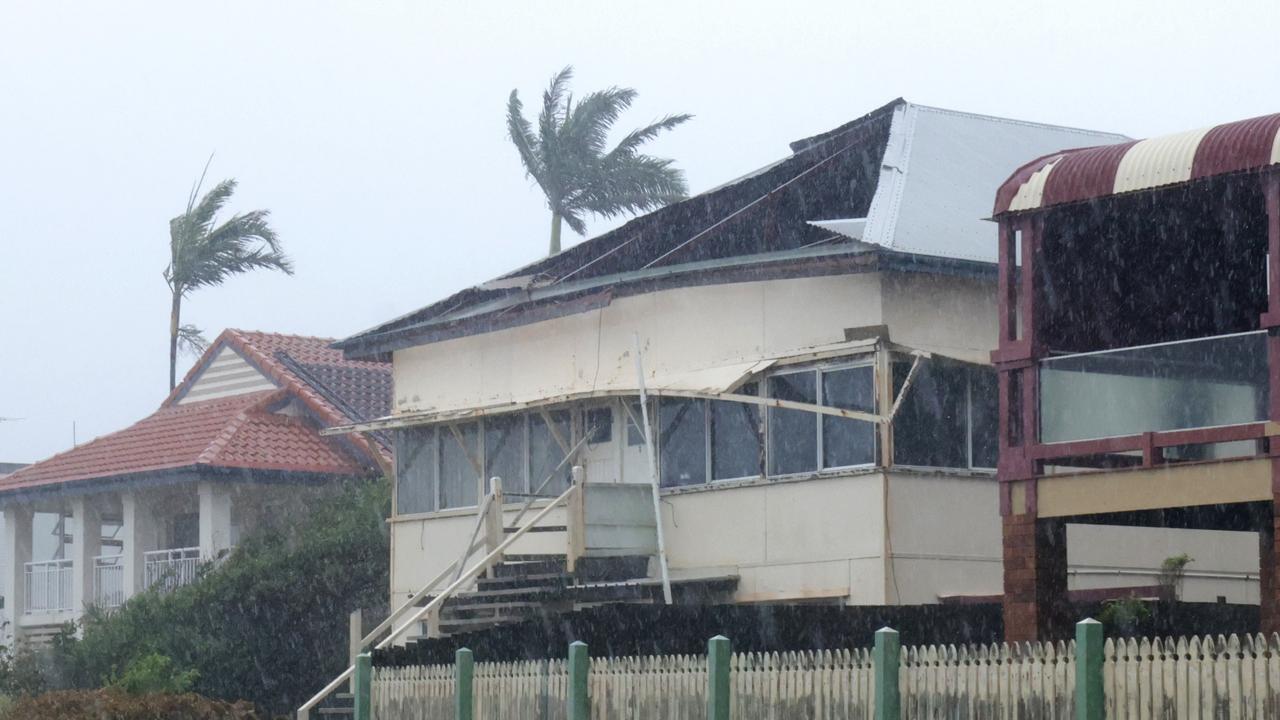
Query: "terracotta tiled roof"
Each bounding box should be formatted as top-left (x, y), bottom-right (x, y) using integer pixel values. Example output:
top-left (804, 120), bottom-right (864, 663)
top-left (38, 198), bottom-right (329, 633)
top-left (2, 330), bottom-right (392, 495)
top-left (0, 391), bottom-right (366, 493)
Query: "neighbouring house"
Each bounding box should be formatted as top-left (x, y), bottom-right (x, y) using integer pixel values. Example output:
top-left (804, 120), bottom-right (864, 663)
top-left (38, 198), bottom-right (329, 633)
top-left (325, 100), bottom-right (1256, 653)
top-left (0, 330), bottom-right (391, 645)
top-left (992, 112), bottom-right (1280, 640)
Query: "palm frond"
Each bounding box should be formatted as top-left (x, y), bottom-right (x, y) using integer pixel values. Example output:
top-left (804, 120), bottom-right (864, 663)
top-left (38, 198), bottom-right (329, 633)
top-left (564, 87), bottom-right (636, 156)
top-left (506, 90), bottom-right (544, 185)
top-left (575, 155), bottom-right (688, 219)
top-left (606, 114), bottom-right (693, 161)
top-left (177, 324), bottom-right (210, 357)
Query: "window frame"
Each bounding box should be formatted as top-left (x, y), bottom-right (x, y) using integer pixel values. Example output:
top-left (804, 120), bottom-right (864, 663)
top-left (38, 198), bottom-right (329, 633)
top-left (888, 357), bottom-right (998, 473)
top-left (766, 358), bottom-right (879, 478)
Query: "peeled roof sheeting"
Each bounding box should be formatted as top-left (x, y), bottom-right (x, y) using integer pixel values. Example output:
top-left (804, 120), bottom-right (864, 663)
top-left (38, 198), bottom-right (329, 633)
top-left (995, 112), bottom-right (1280, 215)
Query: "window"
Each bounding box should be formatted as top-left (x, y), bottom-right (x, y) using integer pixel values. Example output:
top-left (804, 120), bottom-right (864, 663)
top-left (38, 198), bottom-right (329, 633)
top-left (659, 398), bottom-right (706, 487)
top-left (892, 360), bottom-right (998, 470)
top-left (530, 410), bottom-right (573, 496)
top-left (767, 371), bottom-right (818, 475)
top-left (395, 427), bottom-right (436, 514)
top-left (584, 406), bottom-right (613, 444)
top-left (625, 400), bottom-right (647, 446)
top-left (439, 423), bottom-right (480, 509)
top-left (821, 367), bottom-right (876, 468)
top-left (711, 383), bottom-right (762, 480)
top-left (484, 414), bottom-right (526, 492)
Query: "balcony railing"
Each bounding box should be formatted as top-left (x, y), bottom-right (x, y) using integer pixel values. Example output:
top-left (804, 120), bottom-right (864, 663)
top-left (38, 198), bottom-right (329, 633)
top-left (93, 555), bottom-right (125, 609)
top-left (143, 547), bottom-right (200, 592)
top-left (1040, 331), bottom-right (1268, 446)
top-left (25, 559), bottom-right (72, 614)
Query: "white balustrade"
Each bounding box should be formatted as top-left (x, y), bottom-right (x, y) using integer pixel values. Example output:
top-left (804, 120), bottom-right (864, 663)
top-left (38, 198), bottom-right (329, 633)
top-left (24, 559), bottom-right (72, 613)
top-left (143, 547), bottom-right (201, 592)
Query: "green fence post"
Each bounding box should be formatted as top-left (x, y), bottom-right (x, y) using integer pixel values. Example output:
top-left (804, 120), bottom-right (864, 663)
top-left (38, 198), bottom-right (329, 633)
top-left (353, 652), bottom-right (372, 720)
top-left (1076, 618), bottom-right (1104, 720)
top-left (568, 641), bottom-right (589, 720)
top-left (873, 627), bottom-right (900, 720)
top-left (708, 635), bottom-right (731, 720)
top-left (455, 647), bottom-right (474, 720)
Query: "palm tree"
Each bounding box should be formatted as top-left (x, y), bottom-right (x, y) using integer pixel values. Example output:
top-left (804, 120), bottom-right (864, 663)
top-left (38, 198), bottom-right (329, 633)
top-left (164, 164), bottom-right (291, 390)
top-left (507, 66), bottom-right (692, 255)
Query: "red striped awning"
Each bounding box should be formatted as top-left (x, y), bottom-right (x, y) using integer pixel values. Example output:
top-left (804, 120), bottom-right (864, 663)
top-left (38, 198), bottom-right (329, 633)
top-left (994, 113), bottom-right (1280, 215)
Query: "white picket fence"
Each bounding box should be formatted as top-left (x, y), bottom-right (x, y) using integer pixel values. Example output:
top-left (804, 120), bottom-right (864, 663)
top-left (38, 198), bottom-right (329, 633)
top-left (370, 633), bottom-right (1280, 719)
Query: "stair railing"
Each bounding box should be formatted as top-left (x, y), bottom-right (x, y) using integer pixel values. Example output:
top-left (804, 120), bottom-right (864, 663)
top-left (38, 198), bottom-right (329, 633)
top-left (297, 467), bottom-right (584, 720)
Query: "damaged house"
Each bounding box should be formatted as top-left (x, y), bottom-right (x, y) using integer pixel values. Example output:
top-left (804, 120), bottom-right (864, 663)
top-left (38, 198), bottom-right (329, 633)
top-left (326, 100), bottom-right (1253, 654)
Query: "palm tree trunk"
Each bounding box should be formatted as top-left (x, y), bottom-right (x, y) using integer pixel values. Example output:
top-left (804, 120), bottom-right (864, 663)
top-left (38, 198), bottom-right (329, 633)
top-left (169, 292), bottom-right (181, 391)
top-left (549, 212), bottom-right (563, 256)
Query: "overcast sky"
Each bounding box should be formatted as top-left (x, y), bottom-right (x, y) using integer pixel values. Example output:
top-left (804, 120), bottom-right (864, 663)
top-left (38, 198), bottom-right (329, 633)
top-left (2, 0), bottom-right (1278, 463)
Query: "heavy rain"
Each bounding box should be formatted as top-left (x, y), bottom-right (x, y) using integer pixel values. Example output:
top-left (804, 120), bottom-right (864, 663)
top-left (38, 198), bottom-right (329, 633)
top-left (2, 2), bottom-right (1279, 718)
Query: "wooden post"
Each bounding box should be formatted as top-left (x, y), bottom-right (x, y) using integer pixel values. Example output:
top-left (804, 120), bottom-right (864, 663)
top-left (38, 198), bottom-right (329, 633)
top-left (567, 641), bottom-right (589, 720)
top-left (455, 647), bottom-right (474, 720)
top-left (352, 652), bottom-right (372, 720)
top-left (873, 627), bottom-right (900, 720)
top-left (1075, 618), bottom-right (1103, 720)
top-left (707, 635), bottom-right (731, 720)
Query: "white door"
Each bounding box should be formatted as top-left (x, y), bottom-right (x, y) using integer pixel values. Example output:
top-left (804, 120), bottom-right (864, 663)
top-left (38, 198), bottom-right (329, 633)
top-left (579, 403), bottom-right (621, 483)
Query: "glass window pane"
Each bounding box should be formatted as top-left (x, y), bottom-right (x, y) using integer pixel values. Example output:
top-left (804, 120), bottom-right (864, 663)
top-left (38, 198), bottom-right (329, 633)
top-left (395, 427), bottom-right (435, 514)
top-left (439, 423), bottom-right (480, 509)
top-left (712, 382), bottom-right (762, 480)
top-left (659, 398), bottom-right (707, 487)
top-left (530, 410), bottom-right (573, 496)
top-left (484, 414), bottom-right (526, 493)
top-left (768, 371), bottom-right (818, 475)
top-left (625, 399), bottom-right (647, 446)
top-left (891, 361), bottom-right (967, 468)
top-left (822, 366), bottom-right (877, 468)
top-left (584, 406), bottom-right (613, 445)
top-left (970, 368), bottom-right (999, 469)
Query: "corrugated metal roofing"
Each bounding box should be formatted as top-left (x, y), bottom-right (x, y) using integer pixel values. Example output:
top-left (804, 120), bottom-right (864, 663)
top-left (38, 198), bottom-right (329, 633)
top-left (860, 104), bottom-right (1128, 263)
top-left (995, 112), bottom-right (1280, 215)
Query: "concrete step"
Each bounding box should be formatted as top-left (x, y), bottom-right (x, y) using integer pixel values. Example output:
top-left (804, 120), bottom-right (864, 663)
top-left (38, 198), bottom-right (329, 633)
top-left (475, 572), bottom-right (570, 590)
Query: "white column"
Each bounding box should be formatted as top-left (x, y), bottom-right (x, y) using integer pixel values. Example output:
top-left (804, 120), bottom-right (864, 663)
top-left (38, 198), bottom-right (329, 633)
top-left (3, 505), bottom-right (33, 641)
top-left (198, 481), bottom-right (233, 559)
top-left (121, 492), bottom-right (155, 599)
top-left (70, 497), bottom-right (101, 613)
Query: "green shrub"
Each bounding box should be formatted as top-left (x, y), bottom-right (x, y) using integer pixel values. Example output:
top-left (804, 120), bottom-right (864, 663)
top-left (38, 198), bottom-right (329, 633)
top-left (7, 688), bottom-right (258, 719)
top-left (59, 478), bottom-right (389, 716)
top-left (111, 652), bottom-right (199, 695)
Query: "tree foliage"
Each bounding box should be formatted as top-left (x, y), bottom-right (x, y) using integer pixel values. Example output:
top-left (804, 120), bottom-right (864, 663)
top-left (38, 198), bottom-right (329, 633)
top-left (507, 66), bottom-right (692, 255)
top-left (53, 478), bottom-right (389, 716)
top-left (164, 161), bottom-right (291, 389)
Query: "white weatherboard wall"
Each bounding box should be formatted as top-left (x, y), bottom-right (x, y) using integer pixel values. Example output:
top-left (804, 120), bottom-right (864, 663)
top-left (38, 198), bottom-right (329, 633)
top-left (391, 273), bottom-right (884, 417)
top-left (177, 346), bottom-right (275, 404)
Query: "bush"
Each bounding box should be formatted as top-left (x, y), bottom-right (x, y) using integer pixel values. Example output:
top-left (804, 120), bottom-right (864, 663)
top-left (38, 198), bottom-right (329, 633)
top-left (59, 478), bottom-right (390, 716)
top-left (111, 652), bottom-right (199, 695)
top-left (6, 688), bottom-right (258, 720)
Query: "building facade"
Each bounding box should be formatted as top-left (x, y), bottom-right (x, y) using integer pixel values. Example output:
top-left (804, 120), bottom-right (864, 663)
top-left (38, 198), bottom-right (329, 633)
top-left (0, 330), bottom-right (390, 644)
top-left (992, 112), bottom-right (1280, 640)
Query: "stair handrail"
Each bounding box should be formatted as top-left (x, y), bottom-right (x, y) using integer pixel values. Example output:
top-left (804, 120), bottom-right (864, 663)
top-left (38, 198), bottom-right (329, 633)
top-left (297, 474), bottom-right (581, 719)
top-left (374, 477), bottom-right (579, 650)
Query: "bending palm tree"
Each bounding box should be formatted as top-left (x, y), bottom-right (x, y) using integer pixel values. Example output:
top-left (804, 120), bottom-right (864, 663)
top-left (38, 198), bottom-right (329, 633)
top-left (164, 167), bottom-right (291, 390)
top-left (507, 66), bottom-right (692, 255)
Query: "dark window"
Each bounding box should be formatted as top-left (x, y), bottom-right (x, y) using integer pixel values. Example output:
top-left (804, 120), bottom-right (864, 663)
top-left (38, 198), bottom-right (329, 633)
top-left (768, 371), bottom-right (818, 475)
top-left (584, 406), bottom-right (613, 444)
top-left (659, 398), bottom-right (706, 487)
top-left (439, 423), bottom-right (480, 508)
top-left (892, 362), bottom-right (968, 468)
top-left (529, 410), bottom-right (573, 496)
top-left (821, 366), bottom-right (877, 468)
top-left (625, 400), bottom-right (647, 446)
top-left (395, 427), bottom-right (435, 514)
top-left (172, 513), bottom-right (199, 549)
top-left (892, 361), bottom-right (999, 470)
top-left (970, 369), bottom-right (999, 468)
top-left (711, 382), bottom-right (762, 480)
top-left (484, 414), bottom-right (526, 493)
